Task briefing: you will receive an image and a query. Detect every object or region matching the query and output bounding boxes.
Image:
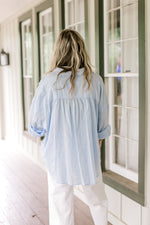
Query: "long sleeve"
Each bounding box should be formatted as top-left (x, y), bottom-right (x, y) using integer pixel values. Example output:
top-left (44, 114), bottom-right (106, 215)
top-left (28, 75), bottom-right (51, 137)
top-left (97, 76), bottom-right (111, 139)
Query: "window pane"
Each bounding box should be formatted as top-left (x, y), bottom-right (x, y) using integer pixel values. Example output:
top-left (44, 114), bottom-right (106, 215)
top-left (48, 11), bottom-right (53, 32)
top-left (113, 107), bottom-right (126, 137)
top-left (67, 0), bottom-right (74, 25)
top-left (107, 44), bottom-right (112, 73)
top-left (23, 25), bottom-right (27, 41)
top-left (108, 43), bottom-right (121, 73)
top-left (127, 108), bottom-right (138, 141)
top-left (122, 40), bottom-right (138, 73)
top-left (76, 23), bottom-right (85, 39)
top-left (127, 140), bottom-right (138, 172)
top-left (42, 13), bottom-right (48, 34)
top-left (113, 136), bottom-right (126, 166)
top-left (23, 78), bottom-right (33, 130)
top-left (107, 0), bottom-right (120, 11)
top-left (107, 1), bottom-right (112, 10)
top-left (40, 9), bottom-right (54, 75)
top-left (65, 0), bottom-right (85, 39)
top-left (122, 3), bottom-right (138, 39)
top-left (43, 55), bottom-right (51, 73)
top-left (41, 10), bottom-right (53, 34)
top-left (113, 0), bottom-right (120, 8)
top-left (107, 10), bottom-right (120, 42)
top-left (42, 15), bottom-right (46, 34)
top-left (107, 13), bottom-right (112, 41)
top-left (25, 33), bottom-right (32, 59)
top-left (122, 0), bottom-right (138, 6)
top-left (76, 0), bottom-right (84, 22)
top-left (43, 33), bottom-right (53, 56)
top-left (113, 77), bottom-right (125, 106)
top-left (113, 10), bottom-right (120, 41)
top-left (24, 59), bottom-right (32, 76)
top-left (23, 22), bottom-right (33, 76)
top-left (126, 77), bottom-right (138, 108)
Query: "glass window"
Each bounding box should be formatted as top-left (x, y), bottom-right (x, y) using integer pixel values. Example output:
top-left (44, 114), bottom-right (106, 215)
top-left (104, 0), bottom-right (139, 183)
top-left (39, 7), bottom-right (54, 78)
top-left (21, 18), bottom-right (34, 130)
top-left (65, 0), bottom-right (85, 39)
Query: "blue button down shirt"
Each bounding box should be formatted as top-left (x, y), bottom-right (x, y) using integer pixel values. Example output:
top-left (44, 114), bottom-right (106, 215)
top-left (28, 67), bottom-right (111, 185)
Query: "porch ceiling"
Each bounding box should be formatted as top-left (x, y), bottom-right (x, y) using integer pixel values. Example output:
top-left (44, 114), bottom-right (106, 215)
top-left (0, 0), bottom-right (33, 23)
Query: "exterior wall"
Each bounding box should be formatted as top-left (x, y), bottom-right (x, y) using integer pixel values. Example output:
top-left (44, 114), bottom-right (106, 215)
top-left (0, 0), bottom-right (149, 225)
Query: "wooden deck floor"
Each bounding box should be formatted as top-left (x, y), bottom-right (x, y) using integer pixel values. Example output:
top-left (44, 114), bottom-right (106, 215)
top-left (0, 141), bottom-right (111, 225)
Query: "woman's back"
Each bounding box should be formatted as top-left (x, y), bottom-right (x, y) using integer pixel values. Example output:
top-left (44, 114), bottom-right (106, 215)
top-left (28, 66), bottom-right (110, 185)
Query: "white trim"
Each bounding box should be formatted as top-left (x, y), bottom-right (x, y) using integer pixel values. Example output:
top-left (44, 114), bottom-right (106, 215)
top-left (112, 134), bottom-right (138, 143)
top-left (21, 18), bottom-right (31, 26)
top-left (106, 37), bottom-right (138, 44)
top-left (67, 20), bottom-right (85, 27)
top-left (112, 105), bottom-right (138, 110)
top-left (110, 163), bottom-right (138, 183)
top-left (23, 75), bottom-right (32, 78)
top-left (40, 7), bottom-right (52, 17)
top-left (104, 73), bottom-right (138, 77)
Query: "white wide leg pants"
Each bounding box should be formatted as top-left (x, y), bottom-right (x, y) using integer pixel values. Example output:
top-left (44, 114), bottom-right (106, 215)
top-left (47, 171), bottom-right (108, 225)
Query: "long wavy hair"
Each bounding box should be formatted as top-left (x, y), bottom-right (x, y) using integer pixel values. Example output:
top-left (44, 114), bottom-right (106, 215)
top-left (48, 29), bottom-right (94, 97)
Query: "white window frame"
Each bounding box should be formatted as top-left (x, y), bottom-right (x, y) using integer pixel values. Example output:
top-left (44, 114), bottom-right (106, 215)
top-left (104, 1), bottom-right (139, 183)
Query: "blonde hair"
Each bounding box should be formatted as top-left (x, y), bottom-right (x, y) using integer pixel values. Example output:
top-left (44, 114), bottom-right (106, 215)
top-left (48, 29), bottom-right (94, 97)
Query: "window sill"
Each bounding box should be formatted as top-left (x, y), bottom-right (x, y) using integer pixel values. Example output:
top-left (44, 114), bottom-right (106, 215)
top-left (102, 170), bottom-right (145, 206)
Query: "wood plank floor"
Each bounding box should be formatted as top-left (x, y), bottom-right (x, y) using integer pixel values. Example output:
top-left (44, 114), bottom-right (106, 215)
top-left (0, 141), bottom-right (111, 225)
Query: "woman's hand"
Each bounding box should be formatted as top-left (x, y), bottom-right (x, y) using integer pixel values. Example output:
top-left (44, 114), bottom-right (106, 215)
top-left (99, 139), bottom-right (103, 148)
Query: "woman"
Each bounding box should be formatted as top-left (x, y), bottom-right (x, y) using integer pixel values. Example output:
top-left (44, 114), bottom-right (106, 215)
top-left (28, 29), bottom-right (111, 225)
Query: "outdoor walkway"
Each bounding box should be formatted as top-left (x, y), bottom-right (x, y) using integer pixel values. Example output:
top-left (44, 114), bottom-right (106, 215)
top-left (0, 141), bottom-right (111, 225)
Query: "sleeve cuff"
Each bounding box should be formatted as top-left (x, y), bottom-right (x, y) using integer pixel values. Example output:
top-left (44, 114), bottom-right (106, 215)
top-left (28, 125), bottom-right (46, 137)
top-left (97, 125), bottom-right (111, 139)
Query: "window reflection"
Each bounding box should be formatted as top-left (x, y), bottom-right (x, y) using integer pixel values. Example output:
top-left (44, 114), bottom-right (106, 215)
top-left (67, 0), bottom-right (74, 26)
top-left (127, 108), bottom-right (138, 141)
top-left (113, 136), bottom-right (126, 167)
top-left (76, 23), bottom-right (85, 39)
top-left (113, 0), bottom-right (120, 8)
top-left (127, 140), bottom-right (138, 172)
top-left (76, 0), bottom-right (84, 22)
top-left (122, 3), bottom-right (138, 39)
top-left (108, 13), bottom-right (112, 41)
top-left (113, 107), bottom-right (126, 137)
top-left (114, 77), bottom-right (123, 105)
top-left (23, 78), bottom-right (33, 130)
top-left (23, 22), bottom-right (32, 76)
top-left (108, 43), bottom-right (121, 73)
top-left (126, 77), bottom-right (138, 108)
top-left (113, 10), bottom-right (120, 40)
top-left (39, 8), bottom-right (54, 76)
top-left (123, 40), bottom-right (138, 73)
top-left (65, 0), bottom-right (85, 39)
top-left (107, 1), bottom-right (111, 10)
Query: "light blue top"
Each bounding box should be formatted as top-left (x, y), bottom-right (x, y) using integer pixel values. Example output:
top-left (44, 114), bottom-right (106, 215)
top-left (28, 67), bottom-right (111, 185)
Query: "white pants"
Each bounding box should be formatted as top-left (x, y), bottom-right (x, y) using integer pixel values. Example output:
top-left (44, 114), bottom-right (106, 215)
top-left (47, 171), bottom-right (108, 225)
